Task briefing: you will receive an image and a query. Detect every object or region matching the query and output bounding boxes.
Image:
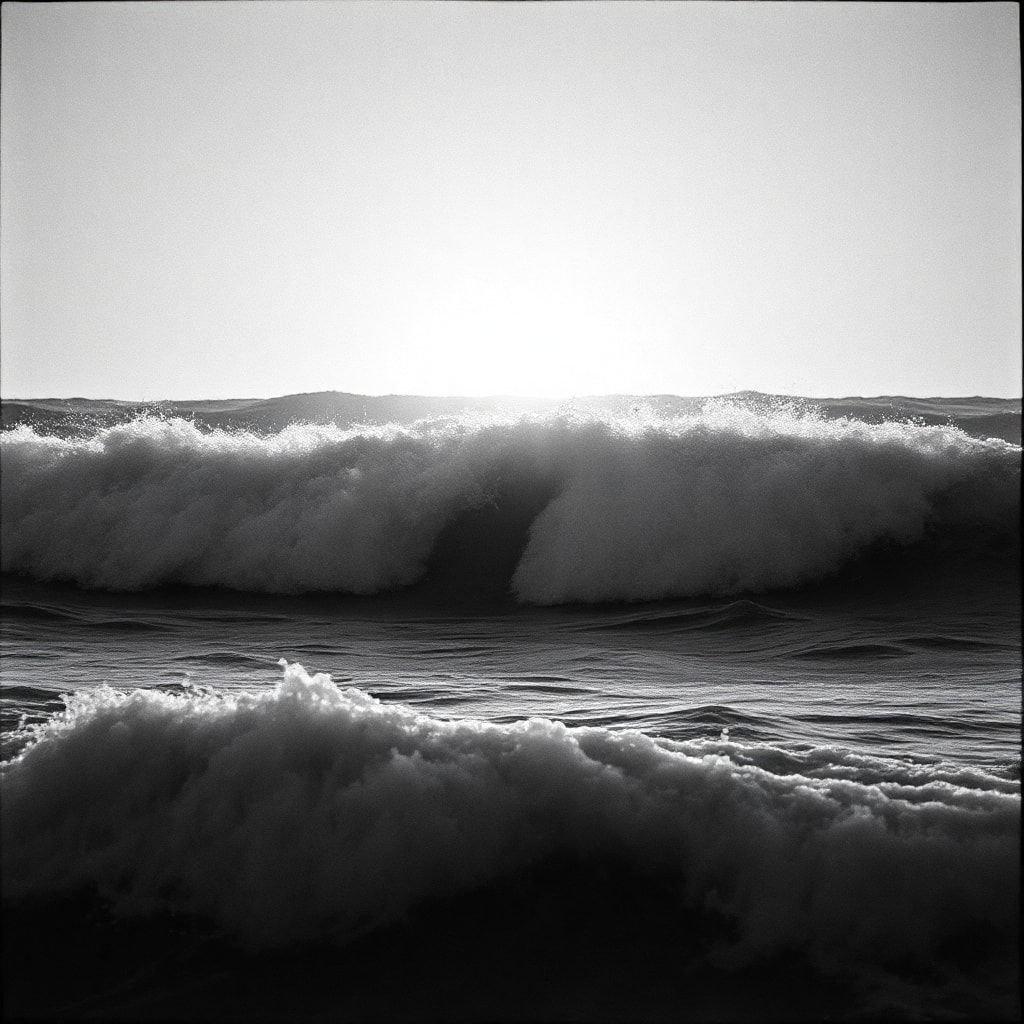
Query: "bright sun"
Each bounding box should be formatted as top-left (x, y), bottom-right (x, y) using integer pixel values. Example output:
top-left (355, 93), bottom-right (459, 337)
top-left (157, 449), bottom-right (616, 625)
top-left (397, 250), bottom-right (636, 397)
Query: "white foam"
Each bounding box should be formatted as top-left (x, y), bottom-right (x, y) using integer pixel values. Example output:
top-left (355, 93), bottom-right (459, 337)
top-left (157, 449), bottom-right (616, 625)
top-left (2, 662), bottom-right (1018, 964)
top-left (1, 405), bottom-right (1018, 601)
top-left (512, 404), bottom-right (1019, 602)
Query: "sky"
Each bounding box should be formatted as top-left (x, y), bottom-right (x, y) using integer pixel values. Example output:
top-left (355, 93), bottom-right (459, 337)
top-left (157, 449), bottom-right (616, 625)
top-left (1, 1), bottom-right (1020, 400)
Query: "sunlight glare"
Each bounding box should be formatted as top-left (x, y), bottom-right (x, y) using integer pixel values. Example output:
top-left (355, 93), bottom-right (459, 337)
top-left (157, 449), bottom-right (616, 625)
top-left (398, 250), bottom-right (635, 397)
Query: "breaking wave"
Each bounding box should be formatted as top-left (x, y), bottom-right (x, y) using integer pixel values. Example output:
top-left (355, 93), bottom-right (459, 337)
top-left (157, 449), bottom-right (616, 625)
top-left (1, 404), bottom-right (1018, 603)
top-left (2, 661), bottom-right (1018, 977)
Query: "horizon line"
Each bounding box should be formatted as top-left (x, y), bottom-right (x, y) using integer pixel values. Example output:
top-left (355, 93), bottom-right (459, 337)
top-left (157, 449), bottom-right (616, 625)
top-left (2, 389), bottom-right (1022, 405)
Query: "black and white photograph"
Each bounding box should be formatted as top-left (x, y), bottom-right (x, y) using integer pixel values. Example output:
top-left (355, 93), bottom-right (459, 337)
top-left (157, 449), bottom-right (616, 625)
top-left (1, 2), bottom-right (1020, 1021)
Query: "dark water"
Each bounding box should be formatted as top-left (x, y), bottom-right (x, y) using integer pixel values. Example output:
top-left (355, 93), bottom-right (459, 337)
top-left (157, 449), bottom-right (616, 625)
top-left (1, 393), bottom-right (1020, 1021)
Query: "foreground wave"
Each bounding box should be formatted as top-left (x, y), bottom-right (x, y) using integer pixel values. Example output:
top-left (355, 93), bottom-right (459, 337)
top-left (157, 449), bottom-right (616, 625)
top-left (1, 404), bottom-right (1018, 602)
top-left (2, 663), bottom-right (1018, 974)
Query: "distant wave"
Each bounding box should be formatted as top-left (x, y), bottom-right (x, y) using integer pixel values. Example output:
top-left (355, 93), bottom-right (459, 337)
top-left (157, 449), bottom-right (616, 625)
top-left (1, 404), bottom-right (1019, 603)
top-left (3, 391), bottom-right (1021, 442)
top-left (2, 662), bottom-right (1018, 979)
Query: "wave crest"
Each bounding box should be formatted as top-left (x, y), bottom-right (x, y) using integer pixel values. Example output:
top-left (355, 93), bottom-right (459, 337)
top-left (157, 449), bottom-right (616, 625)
top-left (2, 661), bottom-right (1018, 968)
top-left (1, 406), bottom-right (1018, 602)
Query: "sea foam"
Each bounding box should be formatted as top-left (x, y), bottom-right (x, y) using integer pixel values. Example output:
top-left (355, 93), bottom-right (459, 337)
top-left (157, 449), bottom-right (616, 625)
top-left (1, 662), bottom-right (1018, 969)
top-left (1, 405), bottom-right (1018, 602)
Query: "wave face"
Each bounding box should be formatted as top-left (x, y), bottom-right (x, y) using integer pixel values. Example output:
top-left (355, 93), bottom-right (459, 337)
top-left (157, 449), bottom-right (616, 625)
top-left (2, 662), bottom-right (1018, 974)
top-left (1, 403), bottom-right (1019, 603)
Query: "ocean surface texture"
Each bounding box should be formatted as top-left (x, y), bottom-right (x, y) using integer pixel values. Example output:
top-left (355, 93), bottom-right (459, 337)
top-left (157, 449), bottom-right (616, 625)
top-left (1, 392), bottom-right (1020, 1022)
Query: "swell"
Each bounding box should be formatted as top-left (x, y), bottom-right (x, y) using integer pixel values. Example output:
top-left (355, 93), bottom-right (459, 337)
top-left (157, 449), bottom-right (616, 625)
top-left (4, 392), bottom-right (1020, 442)
top-left (1, 662), bottom-right (1018, 985)
top-left (1, 405), bottom-right (1018, 604)
top-left (585, 600), bottom-right (801, 632)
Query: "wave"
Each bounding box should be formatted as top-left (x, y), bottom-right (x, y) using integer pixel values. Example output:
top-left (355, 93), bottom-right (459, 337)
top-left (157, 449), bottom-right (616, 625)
top-left (4, 391), bottom-right (1021, 442)
top-left (1, 404), bottom-right (1018, 603)
top-left (586, 599), bottom-right (803, 633)
top-left (2, 662), bottom-right (1018, 987)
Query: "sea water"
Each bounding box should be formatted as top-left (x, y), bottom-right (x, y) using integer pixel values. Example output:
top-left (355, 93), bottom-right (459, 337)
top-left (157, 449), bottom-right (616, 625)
top-left (1, 393), bottom-right (1019, 1021)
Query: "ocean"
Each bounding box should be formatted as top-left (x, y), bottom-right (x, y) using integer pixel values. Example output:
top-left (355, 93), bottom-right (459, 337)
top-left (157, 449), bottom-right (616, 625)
top-left (1, 392), bottom-right (1020, 1022)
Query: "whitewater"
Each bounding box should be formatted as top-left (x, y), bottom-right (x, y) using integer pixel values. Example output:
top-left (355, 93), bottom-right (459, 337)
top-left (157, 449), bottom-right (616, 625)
top-left (1, 393), bottom-right (1020, 1021)
top-left (2, 400), bottom-right (1018, 599)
